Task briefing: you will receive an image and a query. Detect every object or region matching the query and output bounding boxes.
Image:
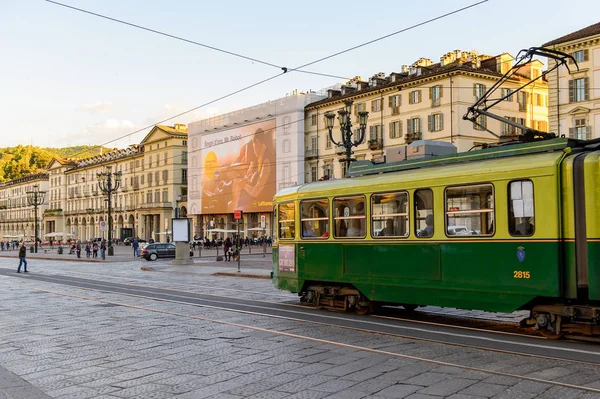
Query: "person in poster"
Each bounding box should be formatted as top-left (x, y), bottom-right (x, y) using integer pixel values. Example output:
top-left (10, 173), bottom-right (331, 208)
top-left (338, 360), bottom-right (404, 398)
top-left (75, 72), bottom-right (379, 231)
top-left (202, 125), bottom-right (275, 213)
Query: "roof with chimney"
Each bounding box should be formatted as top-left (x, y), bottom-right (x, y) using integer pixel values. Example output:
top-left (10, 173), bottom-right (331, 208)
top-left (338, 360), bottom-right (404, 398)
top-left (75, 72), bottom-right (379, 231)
top-left (543, 21), bottom-right (600, 47)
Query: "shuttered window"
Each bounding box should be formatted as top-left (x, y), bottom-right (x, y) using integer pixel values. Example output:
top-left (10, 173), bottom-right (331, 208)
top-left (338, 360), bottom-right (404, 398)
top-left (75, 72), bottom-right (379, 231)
top-left (569, 77), bottom-right (589, 103)
top-left (428, 113), bottom-right (443, 132)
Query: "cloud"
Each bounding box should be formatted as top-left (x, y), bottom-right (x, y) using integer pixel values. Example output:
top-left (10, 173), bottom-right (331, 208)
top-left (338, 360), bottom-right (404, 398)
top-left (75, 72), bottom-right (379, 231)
top-left (141, 104), bottom-right (217, 128)
top-left (53, 119), bottom-right (136, 148)
top-left (76, 102), bottom-right (113, 114)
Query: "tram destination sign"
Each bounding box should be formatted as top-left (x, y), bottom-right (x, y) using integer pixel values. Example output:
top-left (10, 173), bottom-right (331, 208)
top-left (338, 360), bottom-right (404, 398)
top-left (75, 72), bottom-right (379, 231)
top-left (278, 245), bottom-right (295, 272)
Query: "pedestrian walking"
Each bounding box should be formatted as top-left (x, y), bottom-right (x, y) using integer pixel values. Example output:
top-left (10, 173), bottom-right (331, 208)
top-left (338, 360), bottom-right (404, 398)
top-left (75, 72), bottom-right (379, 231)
top-left (100, 240), bottom-right (106, 260)
top-left (17, 244), bottom-right (28, 273)
top-left (85, 242), bottom-right (91, 258)
top-left (76, 241), bottom-right (82, 258)
top-left (92, 242), bottom-right (98, 258)
top-left (132, 239), bottom-right (139, 257)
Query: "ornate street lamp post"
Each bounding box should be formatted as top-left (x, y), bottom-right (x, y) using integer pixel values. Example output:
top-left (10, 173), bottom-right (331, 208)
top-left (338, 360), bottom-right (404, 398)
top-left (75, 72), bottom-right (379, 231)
top-left (97, 165), bottom-right (121, 256)
top-left (324, 100), bottom-right (369, 176)
top-left (26, 184), bottom-right (46, 254)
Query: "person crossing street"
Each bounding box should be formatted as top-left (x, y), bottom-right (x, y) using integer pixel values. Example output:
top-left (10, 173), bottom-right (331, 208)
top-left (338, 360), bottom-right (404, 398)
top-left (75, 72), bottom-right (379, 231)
top-left (17, 244), bottom-right (28, 273)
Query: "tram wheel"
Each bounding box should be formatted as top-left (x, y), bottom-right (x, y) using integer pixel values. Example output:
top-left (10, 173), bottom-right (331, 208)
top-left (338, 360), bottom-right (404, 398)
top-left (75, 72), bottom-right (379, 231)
top-left (356, 305), bottom-right (371, 315)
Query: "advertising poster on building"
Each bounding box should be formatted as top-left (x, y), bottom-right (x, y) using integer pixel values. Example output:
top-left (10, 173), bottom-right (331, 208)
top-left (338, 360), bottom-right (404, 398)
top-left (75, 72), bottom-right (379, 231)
top-left (199, 119), bottom-right (276, 214)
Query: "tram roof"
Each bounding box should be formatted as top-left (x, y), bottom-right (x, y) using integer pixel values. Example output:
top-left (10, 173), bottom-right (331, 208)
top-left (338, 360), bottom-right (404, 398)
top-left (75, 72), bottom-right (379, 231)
top-left (276, 139), bottom-right (571, 200)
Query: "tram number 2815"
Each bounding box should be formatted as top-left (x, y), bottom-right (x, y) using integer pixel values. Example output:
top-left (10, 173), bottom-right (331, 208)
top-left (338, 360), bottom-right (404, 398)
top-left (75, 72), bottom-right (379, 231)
top-left (513, 271), bottom-right (531, 279)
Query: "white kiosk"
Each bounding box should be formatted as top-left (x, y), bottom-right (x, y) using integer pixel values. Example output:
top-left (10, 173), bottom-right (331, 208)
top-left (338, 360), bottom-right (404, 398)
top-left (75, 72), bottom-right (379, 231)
top-left (170, 218), bottom-right (194, 265)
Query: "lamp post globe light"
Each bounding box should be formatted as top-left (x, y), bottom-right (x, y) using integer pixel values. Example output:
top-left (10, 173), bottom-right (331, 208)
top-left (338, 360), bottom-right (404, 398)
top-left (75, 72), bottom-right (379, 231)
top-left (26, 184), bottom-right (46, 253)
top-left (97, 165), bottom-right (121, 256)
top-left (324, 100), bottom-right (369, 176)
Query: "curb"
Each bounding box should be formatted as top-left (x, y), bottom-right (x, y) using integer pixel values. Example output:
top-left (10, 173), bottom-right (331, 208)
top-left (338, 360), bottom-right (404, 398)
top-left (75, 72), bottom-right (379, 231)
top-left (211, 272), bottom-right (271, 280)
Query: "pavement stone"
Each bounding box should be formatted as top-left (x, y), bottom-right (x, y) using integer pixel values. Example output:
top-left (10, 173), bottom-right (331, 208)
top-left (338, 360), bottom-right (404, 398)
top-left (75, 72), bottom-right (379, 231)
top-left (1, 255), bottom-right (600, 399)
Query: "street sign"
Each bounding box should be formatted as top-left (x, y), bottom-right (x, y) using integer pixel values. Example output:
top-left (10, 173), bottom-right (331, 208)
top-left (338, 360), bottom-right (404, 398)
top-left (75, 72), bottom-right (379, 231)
top-left (234, 209), bottom-right (243, 220)
top-left (99, 221), bottom-right (107, 231)
top-left (260, 215), bottom-right (266, 229)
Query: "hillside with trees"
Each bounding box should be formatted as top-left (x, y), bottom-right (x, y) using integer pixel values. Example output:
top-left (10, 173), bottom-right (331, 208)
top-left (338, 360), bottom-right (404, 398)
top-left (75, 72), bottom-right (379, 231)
top-left (0, 145), bottom-right (111, 182)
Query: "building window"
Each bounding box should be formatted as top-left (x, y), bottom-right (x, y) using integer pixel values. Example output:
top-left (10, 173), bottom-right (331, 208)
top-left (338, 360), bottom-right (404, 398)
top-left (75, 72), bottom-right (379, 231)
top-left (311, 114), bottom-right (318, 126)
top-left (301, 199), bottom-right (329, 239)
top-left (162, 190), bottom-right (168, 203)
top-left (407, 117), bottom-right (421, 134)
top-left (333, 196), bottom-right (365, 238)
top-left (502, 88), bottom-right (513, 101)
top-left (409, 90), bottom-right (421, 105)
top-left (283, 116), bottom-right (291, 134)
top-left (372, 98), bottom-right (382, 112)
top-left (415, 189), bottom-right (433, 238)
top-left (141, 175), bottom-right (145, 185)
top-left (182, 140), bottom-right (187, 146)
top-left (389, 121), bottom-right (402, 138)
top-left (310, 165), bottom-right (317, 182)
top-left (154, 191), bottom-right (160, 203)
top-left (164, 152), bottom-right (168, 165)
top-left (372, 192), bottom-right (409, 238)
top-left (428, 113), bottom-right (443, 132)
top-left (147, 173), bottom-right (153, 184)
top-left (430, 85), bottom-right (442, 107)
top-left (389, 95), bottom-right (400, 114)
top-left (572, 49), bottom-right (588, 63)
top-left (570, 118), bottom-right (590, 140)
top-left (182, 169), bottom-right (187, 184)
top-left (474, 83), bottom-right (486, 100)
top-left (508, 180), bottom-right (534, 236)
top-left (325, 134), bottom-right (332, 149)
top-left (569, 77), bottom-right (589, 103)
top-left (446, 184), bottom-right (495, 237)
top-left (182, 151), bottom-right (188, 164)
top-left (278, 202), bottom-right (295, 239)
top-left (323, 164), bottom-right (332, 180)
top-left (473, 115), bottom-right (487, 131)
top-left (155, 171), bottom-right (160, 184)
top-left (283, 139), bottom-right (291, 153)
top-left (369, 124), bottom-right (383, 140)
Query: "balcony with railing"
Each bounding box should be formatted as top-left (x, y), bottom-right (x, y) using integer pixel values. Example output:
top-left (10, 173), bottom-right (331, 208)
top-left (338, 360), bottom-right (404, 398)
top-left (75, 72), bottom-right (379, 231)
top-left (43, 208), bottom-right (63, 217)
top-left (305, 148), bottom-right (318, 159)
top-left (140, 202), bottom-right (173, 209)
top-left (405, 132), bottom-right (422, 144)
top-left (368, 136), bottom-right (383, 150)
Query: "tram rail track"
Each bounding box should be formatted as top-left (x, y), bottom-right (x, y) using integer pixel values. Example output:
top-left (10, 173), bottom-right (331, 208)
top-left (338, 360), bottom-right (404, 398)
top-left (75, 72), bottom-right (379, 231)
top-left (4, 276), bottom-right (600, 396)
top-left (2, 268), bottom-right (600, 366)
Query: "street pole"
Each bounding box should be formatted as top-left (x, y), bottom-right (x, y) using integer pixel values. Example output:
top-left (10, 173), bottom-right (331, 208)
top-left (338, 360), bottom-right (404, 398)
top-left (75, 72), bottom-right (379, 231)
top-left (324, 100), bottom-right (369, 177)
top-left (97, 165), bottom-right (121, 256)
top-left (237, 218), bottom-right (241, 273)
top-left (26, 184), bottom-right (46, 254)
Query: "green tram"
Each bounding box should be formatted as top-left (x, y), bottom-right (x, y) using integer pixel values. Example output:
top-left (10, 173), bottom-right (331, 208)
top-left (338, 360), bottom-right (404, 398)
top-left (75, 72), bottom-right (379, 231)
top-left (271, 138), bottom-right (600, 338)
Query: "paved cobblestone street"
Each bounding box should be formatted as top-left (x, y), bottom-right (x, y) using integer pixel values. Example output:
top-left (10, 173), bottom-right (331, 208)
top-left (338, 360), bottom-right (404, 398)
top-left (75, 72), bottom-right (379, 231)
top-left (0, 254), bottom-right (599, 398)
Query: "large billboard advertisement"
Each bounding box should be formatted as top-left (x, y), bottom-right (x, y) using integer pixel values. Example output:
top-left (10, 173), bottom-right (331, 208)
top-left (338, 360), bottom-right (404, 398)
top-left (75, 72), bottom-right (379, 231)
top-left (199, 119), bottom-right (276, 214)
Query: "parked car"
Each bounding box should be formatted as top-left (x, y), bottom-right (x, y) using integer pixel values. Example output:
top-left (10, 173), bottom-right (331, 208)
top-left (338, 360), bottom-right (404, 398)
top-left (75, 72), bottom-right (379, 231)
top-left (124, 237), bottom-right (147, 246)
top-left (141, 243), bottom-right (194, 261)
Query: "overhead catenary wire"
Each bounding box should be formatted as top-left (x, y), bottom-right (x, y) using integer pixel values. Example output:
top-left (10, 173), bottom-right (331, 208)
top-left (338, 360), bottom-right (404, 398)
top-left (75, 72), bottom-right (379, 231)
top-left (47, 0), bottom-right (491, 161)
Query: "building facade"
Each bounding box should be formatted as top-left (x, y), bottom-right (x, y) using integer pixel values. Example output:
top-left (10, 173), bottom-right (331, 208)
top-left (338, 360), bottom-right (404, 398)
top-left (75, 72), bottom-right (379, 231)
top-left (187, 91), bottom-right (325, 240)
top-left (0, 173), bottom-right (49, 241)
top-left (1, 124), bottom-right (188, 244)
top-left (304, 50), bottom-right (549, 180)
top-left (544, 22), bottom-right (600, 140)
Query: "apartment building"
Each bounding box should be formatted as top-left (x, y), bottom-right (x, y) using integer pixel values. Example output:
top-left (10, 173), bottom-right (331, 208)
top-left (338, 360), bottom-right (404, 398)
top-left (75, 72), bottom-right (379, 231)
top-left (304, 49), bottom-right (549, 180)
top-left (544, 21), bottom-right (600, 140)
top-left (0, 173), bottom-right (49, 241)
top-left (0, 124), bottom-right (189, 244)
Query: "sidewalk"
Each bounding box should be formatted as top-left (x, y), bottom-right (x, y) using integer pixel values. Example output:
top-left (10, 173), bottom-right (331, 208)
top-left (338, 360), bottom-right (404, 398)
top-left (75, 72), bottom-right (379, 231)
top-left (0, 244), bottom-right (273, 264)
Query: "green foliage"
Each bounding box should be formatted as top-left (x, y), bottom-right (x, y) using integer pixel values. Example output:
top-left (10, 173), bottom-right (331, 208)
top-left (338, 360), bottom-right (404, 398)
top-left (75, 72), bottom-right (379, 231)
top-left (0, 145), bottom-right (111, 182)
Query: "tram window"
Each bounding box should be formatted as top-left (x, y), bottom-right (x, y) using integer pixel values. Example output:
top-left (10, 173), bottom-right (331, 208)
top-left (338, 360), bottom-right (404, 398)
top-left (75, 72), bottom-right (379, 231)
top-left (508, 180), bottom-right (534, 236)
top-left (445, 184), bottom-right (495, 237)
top-left (333, 196), bottom-right (366, 238)
top-left (300, 199), bottom-right (329, 239)
top-left (278, 202), bottom-right (295, 239)
top-left (372, 192), bottom-right (409, 238)
top-left (415, 189), bottom-right (434, 238)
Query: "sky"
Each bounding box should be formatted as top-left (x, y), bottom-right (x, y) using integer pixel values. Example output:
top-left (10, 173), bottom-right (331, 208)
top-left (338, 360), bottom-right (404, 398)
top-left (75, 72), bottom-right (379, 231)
top-left (1, 0), bottom-right (599, 149)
